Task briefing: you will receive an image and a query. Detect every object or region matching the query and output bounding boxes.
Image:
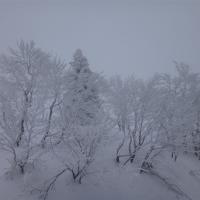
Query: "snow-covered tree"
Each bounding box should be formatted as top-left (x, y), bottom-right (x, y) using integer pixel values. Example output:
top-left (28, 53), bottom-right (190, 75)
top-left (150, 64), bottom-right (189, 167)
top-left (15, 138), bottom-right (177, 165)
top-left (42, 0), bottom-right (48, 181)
top-left (52, 49), bottom-right (106, 184)
top-left (107, 76), bottom-right (133, 162)
top-left (151, 63), bottom-right (200, 161)
top-left (63, 49), bottom-right (101, 126)
top-left (0, 40), bottom-right (62, 175)
top-left (108, 75), bottom-right (158, 164)
top-left (40, 57), bottom-right (67, 147)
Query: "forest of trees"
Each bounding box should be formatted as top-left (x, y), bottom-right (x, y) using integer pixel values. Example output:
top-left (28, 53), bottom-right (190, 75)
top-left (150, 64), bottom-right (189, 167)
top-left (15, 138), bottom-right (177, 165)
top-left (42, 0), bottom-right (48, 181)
top-left (0, 41), bottom-right (200, 199)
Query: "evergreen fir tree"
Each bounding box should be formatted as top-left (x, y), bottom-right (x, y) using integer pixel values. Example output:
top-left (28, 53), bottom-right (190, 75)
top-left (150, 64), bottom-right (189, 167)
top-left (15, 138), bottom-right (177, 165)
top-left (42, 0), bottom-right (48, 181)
top-left (64, 49), bottom-right (101, 126)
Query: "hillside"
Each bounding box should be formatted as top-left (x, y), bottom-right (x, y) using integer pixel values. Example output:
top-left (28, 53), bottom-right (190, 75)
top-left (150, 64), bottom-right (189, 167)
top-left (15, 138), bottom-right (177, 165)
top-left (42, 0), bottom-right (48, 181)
top-left (0, 133), bottom-right (200, 200)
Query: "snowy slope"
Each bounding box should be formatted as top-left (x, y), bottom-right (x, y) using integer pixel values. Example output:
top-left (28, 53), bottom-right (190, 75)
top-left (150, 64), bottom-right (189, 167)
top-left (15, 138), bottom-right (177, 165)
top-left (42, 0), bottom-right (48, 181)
top-left (0, 134), bottom-right (200, 200)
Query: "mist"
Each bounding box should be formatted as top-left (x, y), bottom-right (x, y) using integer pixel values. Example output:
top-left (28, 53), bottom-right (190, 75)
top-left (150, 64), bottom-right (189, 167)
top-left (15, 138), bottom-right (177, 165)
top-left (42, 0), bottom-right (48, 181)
top-left (0, 1), bottom-right (200, 200)
top-left (0, 0), bottom-right (200, 78)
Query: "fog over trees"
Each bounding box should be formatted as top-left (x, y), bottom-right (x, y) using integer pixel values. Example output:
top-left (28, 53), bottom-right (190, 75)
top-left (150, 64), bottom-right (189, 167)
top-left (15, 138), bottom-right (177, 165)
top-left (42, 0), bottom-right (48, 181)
top-left (0, 40), bottom-right (199, 200)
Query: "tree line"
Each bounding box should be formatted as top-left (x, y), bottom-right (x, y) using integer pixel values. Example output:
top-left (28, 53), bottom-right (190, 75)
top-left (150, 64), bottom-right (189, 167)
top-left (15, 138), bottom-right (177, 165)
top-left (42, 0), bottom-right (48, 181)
top-left (0, 41), bottom-right (199, 199)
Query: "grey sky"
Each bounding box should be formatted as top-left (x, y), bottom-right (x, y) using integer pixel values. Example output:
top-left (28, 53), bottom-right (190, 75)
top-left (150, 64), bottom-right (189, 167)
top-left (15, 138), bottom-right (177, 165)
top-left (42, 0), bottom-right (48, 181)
top-left (0, 0), bottom-right (200, 79)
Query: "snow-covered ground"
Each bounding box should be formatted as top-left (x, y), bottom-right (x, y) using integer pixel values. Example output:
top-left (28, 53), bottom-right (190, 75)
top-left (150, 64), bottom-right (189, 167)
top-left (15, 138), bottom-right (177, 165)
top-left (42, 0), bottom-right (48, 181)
top-left (0, 134), bottom-right (200, 200)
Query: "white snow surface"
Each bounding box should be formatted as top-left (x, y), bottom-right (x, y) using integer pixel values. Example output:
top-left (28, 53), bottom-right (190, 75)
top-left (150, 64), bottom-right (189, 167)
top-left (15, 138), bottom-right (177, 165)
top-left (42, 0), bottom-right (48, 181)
top-left (0, 133), bottom-right (200, 200)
